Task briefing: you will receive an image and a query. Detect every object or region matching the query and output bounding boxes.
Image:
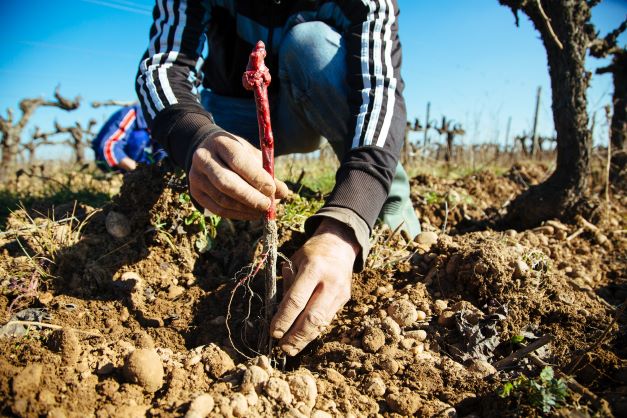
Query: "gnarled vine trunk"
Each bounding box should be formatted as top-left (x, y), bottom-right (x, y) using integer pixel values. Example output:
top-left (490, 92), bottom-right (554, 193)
top-left (500, 0), bottom-right (592, 228)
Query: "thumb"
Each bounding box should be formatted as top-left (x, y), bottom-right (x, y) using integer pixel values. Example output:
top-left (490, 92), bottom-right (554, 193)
top-left (275, 178), bottom-right (290, 199)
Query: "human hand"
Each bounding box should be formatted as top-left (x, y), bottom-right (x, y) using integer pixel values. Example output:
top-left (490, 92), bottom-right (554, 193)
top-left (189, 132), bottom-right (289, 220)
top-left (270, 218), bottom-right (359, 356)
top-left (118, 157), bottom-right (137, 172)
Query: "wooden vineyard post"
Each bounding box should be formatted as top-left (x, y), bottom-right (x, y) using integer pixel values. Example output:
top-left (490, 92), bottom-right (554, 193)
top-left (242, 41), bottom-right (278, 354)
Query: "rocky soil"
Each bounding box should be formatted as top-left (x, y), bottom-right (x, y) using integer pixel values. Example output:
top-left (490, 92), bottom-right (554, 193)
top-left (0, 163), bottom-right (625, 417)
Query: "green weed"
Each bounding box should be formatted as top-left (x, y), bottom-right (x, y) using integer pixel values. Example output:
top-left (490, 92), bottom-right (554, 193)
top-left (178, 192), bottom-right (221, 253)
top-left (279, 194), bottom-right (324, 233)
top-left (499, 367), bottom-right (569, 414)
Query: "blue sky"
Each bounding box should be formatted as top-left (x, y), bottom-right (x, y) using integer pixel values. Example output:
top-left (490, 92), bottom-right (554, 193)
top-left (0, 0), bottom-right (625, 160)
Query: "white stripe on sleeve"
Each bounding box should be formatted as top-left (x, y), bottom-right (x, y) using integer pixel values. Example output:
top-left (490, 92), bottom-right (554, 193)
top-left (362, 0), bottom-right (386, 146)
top-left (351, 1), bottom-right (375, 149)
top-left (376, 0), bottom-right (397, 147)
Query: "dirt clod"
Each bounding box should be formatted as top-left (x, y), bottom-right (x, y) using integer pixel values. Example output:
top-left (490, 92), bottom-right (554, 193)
top-left (288, 372), bottom-right (318, 409)
top-left (105, 210), bottom-right (131, 238)
top-left (381, 316), bottom-right (402, 342)
top-left (202, 343), bottom-right (235, 379)
top-left (12, 363), bottom-right (43, 396)
top-left (122, 348), bottom-right (164, 393)
top-left (405, 329), bottom-right (427, 342)
top-left (467, 359), bottom-right (497, 377)
top-left (230, 392), bottom-right (248, 417)
top-left (388, 299), bottom-right (419, 327)
top-left (386, 389), bottom-right (421, 415)
top-left (241, 365), bottom-right (269, 393)
top-left (264, 377), bottom-right (293, 405)
top-left (364, 374), bottom-right (386, 397)
top-left (52, 328), bottom-right (80, 366)
top-left (416, 231), bottom-right (439, 250)
top-left (362, 326), bottom-right (386, 353)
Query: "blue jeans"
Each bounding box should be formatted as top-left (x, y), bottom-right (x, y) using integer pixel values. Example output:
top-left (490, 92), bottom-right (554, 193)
top-left (201, 22), bottom-right (420, 237)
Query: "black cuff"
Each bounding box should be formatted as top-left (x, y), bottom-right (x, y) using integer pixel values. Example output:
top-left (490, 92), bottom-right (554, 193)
top-left (324, 168), bottom-right (389, 231)
top-left (151, 105), bottom-right (225, 172)
top-left (304, 207), bottom-right (371, 272)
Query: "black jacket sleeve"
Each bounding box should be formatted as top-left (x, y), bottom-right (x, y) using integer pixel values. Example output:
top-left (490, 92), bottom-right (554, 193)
top-left (135, 0), bottom-right (221, 171)
top-left (314, 0), bottom-right (407, 233)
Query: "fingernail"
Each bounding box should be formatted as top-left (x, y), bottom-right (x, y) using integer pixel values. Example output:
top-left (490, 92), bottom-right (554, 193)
top-left (281, 344), bottom-right (298, 356)
top-left (272, 330), bottom-right (284, 339)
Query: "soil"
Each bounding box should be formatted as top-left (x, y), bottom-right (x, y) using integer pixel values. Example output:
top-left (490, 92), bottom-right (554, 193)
top-left (0, 162), bottom-right (625, 417)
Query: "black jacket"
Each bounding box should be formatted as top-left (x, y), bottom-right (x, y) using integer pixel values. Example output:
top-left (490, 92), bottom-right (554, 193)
top-left (136, 0), bottom-right (407, 267)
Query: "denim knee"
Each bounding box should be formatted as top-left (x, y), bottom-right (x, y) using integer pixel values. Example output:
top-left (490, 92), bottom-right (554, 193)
top-left (278, 21), bottom-right (349, 151)
top-left (279, 21), bottom-right (345, 94)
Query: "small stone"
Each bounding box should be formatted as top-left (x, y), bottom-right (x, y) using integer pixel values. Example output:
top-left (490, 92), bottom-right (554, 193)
top-left (514, 260), bottom-right (530, 279)
top-left (325, 368), bottom-right (345, 384)
top-left (121, 271), bottom-right (142, 283)
top-left (186, 393), bottom-right (214, 418)
top-left (379, 357), bottom-right (399, 375)
top-left (405, 329), bottom-right (427, 342)
top-left (167, 284), bottom-right (185, 299)
top-left (241, 365), bottom-right (269, 393)
top-left (202, 344), bottom-right (235, 379)
top-left (400, 338), bottom-right (415, 349)
top-left (416, 310), bottom-right (427, 321)
top-left (534, 225), bottom-right (555, 235)
top-left (362, 326), bottom-right (386, 353)
top-left (412, 343), bottom-right (425, 355)
top-left (364, 374), bottom-right (386, 397)
top-left (135, 332), bottom-right (155, 349)
top-left (415, 231), bottom-right (438, 249)
top-left (288, 372), bottom-right (317, 409)
top-left (265, 377), bottom-right (293, 405)
top-left (467, 359), bottom-right (497, 377)
top-left (47, 408), bottom-right (67, 418)
top-left (105, 211), bottom-right (131, 239)
top-left (387, 300), bottom-right (418, 327)
top-left (245, 390), bottom-right (258, 407)
top-left (38, 292), bottom-right (54, 305)
top-left (52, 328), bottom-right (80, 366)
top-left (285, 407), bottom-right (309, 418)
top-left (312, 411), bottom-right (333, 418)
top-left (230, 393), bottom-right (248, 417)
top-left (434, 299), bottom-right (448, 314)
top-left (386, 390), bottom-right (421, 415)
top-left (119, 306), bottom-right (130, 322)
top-left (375, 286), bottom-right (389, 297)
top-left (122, 348), bottom-right (164, 393)
top-left (254, 355), bottom-right (273, 375)
top-left (381, 316), bottom-right (402, 342)
top-left (475, 262), bottom-right (489, 274)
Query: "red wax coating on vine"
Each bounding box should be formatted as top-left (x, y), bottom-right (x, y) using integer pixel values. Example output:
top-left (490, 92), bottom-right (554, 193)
top-left (242, 41), bottom-right (276, 220)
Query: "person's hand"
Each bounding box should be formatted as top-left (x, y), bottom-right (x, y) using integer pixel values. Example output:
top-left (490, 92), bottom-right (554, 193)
top-left (189, 132), bottom-right (289, 220)
top-left (117, 157), bottom-right (137, 172)
top-left (270, 218), bottom-right (359, 355)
